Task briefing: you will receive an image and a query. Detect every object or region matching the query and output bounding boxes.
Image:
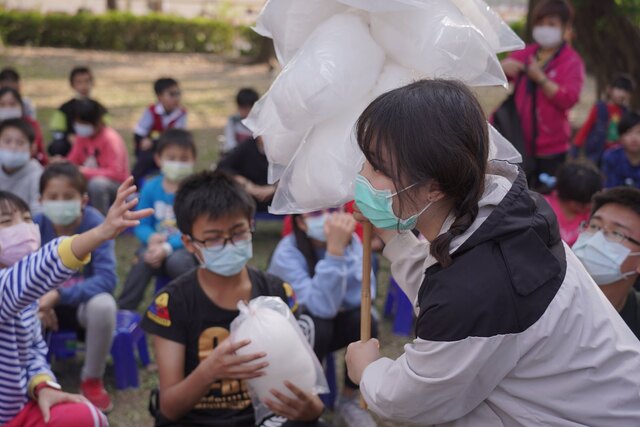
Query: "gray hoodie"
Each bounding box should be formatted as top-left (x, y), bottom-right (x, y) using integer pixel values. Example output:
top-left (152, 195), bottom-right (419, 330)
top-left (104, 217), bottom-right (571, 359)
top-left (0, 159), bottom-right (43, 215)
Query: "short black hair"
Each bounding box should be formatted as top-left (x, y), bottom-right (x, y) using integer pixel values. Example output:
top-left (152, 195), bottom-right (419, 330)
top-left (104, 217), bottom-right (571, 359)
top-left (236, 88), bottom-right (259, 108)
top-left (156, 129), bottom-right (197, 157)
top-left (619, 111), bottom-right (640, 136)
top-left (611, 73), bottom-right (636, 93)
top-left (75, 99), bottom-right (107, 126)
top-left (533, 0), bottom-right (574, 24)
top-left (40, 162), bottom-right (87, 195)
top-left (591, 187), bottom-right (640, 219)
top-left (174, 171), bottom-right (256, 236)
top-left (0, 87), bottom-right (23, 106)
top-left (555, 161), bottom-right (602, 204)
top-left (0, 118), bottom-right (35, 144)
top-left (69, 66), bottom-right (93, 85)
top-left (0, 67), bottom-right (20, 84)
top-left (0, 191), bottom-right (30, 216)
top-left (154, 78), bottom-right (179, 96)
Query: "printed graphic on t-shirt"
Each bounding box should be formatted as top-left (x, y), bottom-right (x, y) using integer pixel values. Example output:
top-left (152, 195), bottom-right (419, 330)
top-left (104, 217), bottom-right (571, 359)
top-left (196, 327), bottom-right (252, 411)
top-left (147, 292), bottom-right (171, 327)
top-left (153, 200), bottom-right (179, 236)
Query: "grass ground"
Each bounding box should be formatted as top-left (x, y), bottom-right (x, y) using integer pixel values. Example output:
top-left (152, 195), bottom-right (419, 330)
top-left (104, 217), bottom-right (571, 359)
top-left (0, 46), bottom-right (596, 427)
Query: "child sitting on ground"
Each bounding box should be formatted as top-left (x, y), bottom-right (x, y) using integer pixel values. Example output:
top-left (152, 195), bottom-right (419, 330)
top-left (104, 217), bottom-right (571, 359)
top-left (49, 66), bottom-right (108, 157)
top-left (0, 87), bottom-right (47, 165)
top-left (118, 129), bottom-right (198, 311)
top-left (602, 111), bottom-right (640, 188)
top-left (142, 171), bottom-right (328, 427)
top-left (0, 119), bottom-right (43, 215)
top-left (268, 209), bottom-right (378, 427)
top-left (35, 162), bottom-right (118, 413)
top-left (222, 88), bottom-right (259, 155)
top-left (0, 67), bottom-right (37, 119)
top-left (573, 74), bottom-right (636, 166)
top-left (132, 77), bottom-right (187, 185)
top-left (66, 99), bottom-right (129, 216)
top-left (0, 177), bottom-right (150, 427)
top-left (542, 161), bottom-right (602, 245)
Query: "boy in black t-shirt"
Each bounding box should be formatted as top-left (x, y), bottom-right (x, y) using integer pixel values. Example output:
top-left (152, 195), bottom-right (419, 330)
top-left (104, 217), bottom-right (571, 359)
top-left (142, 171), bottom-right (328, 427)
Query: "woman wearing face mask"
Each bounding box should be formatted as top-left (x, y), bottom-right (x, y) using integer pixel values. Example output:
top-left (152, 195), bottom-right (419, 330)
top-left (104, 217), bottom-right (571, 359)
top-left (344, 79), bottom-right (640, 426)
top-left (268, 210), bottom-right (378, 427)
top-left (498, 0), bottom-right (584, 187)
top-left (66, 99), bottom-right (130, 216)
top-left (0, 87), bottom-right (47, 166)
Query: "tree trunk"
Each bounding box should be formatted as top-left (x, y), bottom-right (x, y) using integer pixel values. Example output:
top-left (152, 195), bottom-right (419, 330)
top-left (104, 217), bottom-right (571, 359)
top-left (106, 0), bottom-right (118, 10)
top-left (148, 0), bottom-right (163, 12)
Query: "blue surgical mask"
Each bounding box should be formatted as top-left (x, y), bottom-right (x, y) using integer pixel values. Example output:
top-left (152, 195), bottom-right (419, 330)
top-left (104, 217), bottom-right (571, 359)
top-left (0, 149), bottom-right (30, 169)
top-left (305, 214), bottom-right (327, 242)
top-left (197, 239), bottom-right (253, 277)
top-left (43, 200), bottom-right (82, 226)
top-left (354, 174), bottom-right (432, 230)
top-left (573, 231), bottom-right (640, 285)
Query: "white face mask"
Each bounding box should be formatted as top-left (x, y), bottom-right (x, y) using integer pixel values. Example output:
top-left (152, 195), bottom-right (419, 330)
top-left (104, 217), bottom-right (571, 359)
top-left (532, 25), bottom-right (564, 49)
top-left (161, 160), bottom-right (194, 182)
top-left (43, 200), bottom-right (82, 226)
top-left (74, 123), bottom-right (95, 138)
top-left (0, 107), bottom-right (23, 121)
top-left (573, 231), bottom-right (640, 285)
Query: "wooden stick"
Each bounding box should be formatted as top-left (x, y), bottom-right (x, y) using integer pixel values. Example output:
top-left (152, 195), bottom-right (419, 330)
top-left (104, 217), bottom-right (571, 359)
top-left (360, 221), bottom-right (373, 409)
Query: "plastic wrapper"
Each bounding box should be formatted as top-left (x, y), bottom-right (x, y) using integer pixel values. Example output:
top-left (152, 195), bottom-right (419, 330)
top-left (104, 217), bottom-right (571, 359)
top-left (230, 297), bottom-right (328, 423)
top-left (269, 13), bottom-right (385, 131)
top-left (369, 0), bottom-right (507, 87)
top-left (449, 0), bottom-right (524, 53)
top-left (269, 100), bottom-right (368, 214)
top-left (254, 0), bottom-right (348, 65)
top-left (371, 62), bottom-right (416, 98)
top-left (488, 122), bottom-right (522, 164)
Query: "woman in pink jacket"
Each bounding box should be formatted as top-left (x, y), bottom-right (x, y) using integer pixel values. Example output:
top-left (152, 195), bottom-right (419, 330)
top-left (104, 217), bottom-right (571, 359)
top-left (501, 0), bottom-right (585, 187)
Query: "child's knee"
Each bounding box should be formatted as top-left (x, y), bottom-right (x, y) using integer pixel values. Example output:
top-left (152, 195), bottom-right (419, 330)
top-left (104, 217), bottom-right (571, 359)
top-left (88, 293), bottom-right (117, 319)
top-left (48, 402), bottom-right (108, 427)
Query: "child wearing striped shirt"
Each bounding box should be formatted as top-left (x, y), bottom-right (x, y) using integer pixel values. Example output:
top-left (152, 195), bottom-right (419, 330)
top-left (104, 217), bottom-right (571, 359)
top-left (0, 177), bottom-right (152, 426)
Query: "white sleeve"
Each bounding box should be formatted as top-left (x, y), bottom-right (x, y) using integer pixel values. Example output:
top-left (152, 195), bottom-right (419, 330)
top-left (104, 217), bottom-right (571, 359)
top-left (383, 232), bottom-right (430, 309)
top-left (360, 335), bottom-right (519, 425)
top-left (223, 119), bottom-right (237, 153)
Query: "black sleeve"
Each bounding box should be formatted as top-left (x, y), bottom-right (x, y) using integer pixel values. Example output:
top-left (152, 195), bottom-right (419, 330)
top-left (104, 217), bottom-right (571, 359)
top-left (216, 144), bottom-right (243, 175)
top-left (141, 288), bottom-right (188, 344)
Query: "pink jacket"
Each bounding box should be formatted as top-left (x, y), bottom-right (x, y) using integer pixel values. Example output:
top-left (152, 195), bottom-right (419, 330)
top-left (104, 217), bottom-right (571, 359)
top-left (68, 127), bottom-right (130, 183)
top-left (509, 43), bottom-right (585, 157)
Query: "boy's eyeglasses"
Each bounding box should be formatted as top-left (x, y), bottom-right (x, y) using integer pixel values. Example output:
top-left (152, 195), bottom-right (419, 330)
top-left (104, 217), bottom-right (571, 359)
top-left (190, 229), bottom-right (254, 251)
top-left (580, 221), bottom-right (640, 246)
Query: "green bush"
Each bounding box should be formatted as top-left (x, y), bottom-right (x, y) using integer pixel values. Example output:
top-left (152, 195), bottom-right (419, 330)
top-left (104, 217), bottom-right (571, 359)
top-left (0, 10), bottom-right (258, 55)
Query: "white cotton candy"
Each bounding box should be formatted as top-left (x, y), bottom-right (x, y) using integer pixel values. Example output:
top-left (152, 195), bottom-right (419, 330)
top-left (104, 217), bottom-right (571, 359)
top-left (269, 13), bottom-right (385, 131)
top-left (369, 0), bottom-right (507, 87)
top-left (449, 0), bottom-right (524, 53)
top-left (231, 298), bottom-right (327, 410)
top-left (254, 0), bottom-right (348, 65)
top-left (334, 0), bottom-right (417, 11)
top-left (270, 101), bottom-right (368, 214)
top-left (371, 62), bottom-right (415, 98)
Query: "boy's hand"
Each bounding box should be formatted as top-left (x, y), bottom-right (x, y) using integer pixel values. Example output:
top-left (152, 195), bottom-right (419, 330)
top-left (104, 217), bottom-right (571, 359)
top-left (37, 388), bottom-right (88, 423)
top-left (204, 339), bottom-right (268, 383)
top-left (38, 309), bottom-right (59, 332)
top-left (140, 137), bottom-right (153, 151)
top-left (39, 290), bottom-right (60, 311)
top-left (148, 233), bottom-right (167, 246)
top-left (325, 213), bottom-right (356, 256)
top-left (264, 382), bottom-right (324, 422)
top-left (144, 244), bottom-right (167, 268)
top-left (97, 177), bottom-right (154, 240)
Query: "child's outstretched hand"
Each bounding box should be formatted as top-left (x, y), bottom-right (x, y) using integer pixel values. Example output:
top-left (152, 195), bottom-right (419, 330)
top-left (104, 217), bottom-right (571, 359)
top-left (98, 177), bottom-right (154, 240)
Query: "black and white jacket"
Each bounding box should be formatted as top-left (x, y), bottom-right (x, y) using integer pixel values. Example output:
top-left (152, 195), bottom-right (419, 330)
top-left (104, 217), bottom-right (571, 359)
top-left (361, 163), bottom-right (640, 426)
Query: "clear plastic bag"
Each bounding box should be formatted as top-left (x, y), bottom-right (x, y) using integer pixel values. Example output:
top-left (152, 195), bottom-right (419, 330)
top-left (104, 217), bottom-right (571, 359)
top-left (254, 0), bottom-right (348, 66)
top-left (369, 0), bottom-right (507, 87)
top-left (371, 62), bottom-right (416, 98)
top-left (230, 297), bottom-right (329, 424)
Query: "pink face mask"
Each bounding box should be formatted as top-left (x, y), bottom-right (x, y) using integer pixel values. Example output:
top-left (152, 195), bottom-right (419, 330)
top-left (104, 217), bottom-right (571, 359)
top-left (0, 222), bottom-right (41, 267)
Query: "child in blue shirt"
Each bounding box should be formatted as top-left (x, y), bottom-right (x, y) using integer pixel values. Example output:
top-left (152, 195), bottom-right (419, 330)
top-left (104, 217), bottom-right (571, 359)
top-left (602, 111), bottom-right (640, 188)
top-left (34, 162), bottom-right (117, 413)
top-left (118, 129), bottom-right (197, 310)
top-left (268, 210), bottom-right (377, 427)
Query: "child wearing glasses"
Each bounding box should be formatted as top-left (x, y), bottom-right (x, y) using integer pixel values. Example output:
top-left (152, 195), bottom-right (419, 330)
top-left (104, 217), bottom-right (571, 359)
top-left (268, 210), bottom-right (378, 427)
top-left (118, 130), bottom-right (198, 311)
top-left (132, 77), bottom-right (188, 186)
top-left (142, 171), bottom-right (330, 427)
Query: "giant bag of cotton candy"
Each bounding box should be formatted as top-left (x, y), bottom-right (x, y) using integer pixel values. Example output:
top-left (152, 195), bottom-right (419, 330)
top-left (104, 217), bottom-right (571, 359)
top-left (243, 12), bottom-right (385, 183)
top-left (231, 296), bottom-right (328, 422)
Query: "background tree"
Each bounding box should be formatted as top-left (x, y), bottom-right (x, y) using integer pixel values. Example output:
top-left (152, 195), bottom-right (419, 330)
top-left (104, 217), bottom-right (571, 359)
top-left (106, 0), bottom-right (118, 10)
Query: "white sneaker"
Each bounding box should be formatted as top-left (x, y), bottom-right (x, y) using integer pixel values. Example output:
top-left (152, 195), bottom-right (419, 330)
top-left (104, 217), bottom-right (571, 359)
top-left (336, 395), bottom-right (377, 427)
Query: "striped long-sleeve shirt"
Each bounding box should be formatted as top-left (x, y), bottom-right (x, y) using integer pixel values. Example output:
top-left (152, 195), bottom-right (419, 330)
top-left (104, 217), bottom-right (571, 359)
top-left (0, 237), bottom-right (87, 424)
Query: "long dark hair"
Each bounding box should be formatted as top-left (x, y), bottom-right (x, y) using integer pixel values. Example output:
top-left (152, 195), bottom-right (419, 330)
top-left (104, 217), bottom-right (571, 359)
top-left (291, 214), bottom-right (319, 276)
top-left (356, 79), bottom-right (488, 267)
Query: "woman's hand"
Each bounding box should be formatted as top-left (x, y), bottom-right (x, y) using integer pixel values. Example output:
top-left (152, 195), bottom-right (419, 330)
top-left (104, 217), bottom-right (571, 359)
top-left (346, 338), bottom-right (381, 385)
top-left (203, 339), bottom-right (268, 383)
top-left (325, 213), bottom-right (356, 256)
top-left (500, 58), bottom-right (525, 78)
top-left (526, 59), bottom-right (547, 85)
top-left (38, 388), bottom-right (88, 423)
top-left (264, 381), bottom-right (324, 422)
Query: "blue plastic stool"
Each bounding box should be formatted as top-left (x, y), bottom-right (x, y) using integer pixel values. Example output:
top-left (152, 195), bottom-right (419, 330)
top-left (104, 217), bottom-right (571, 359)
top-left (383, 278), bottom-right (414, 336)
top-left (155, 276), bottom-right (171, 294)
top-left (110, 310), bottom-right (151, 390)
top-left (320, 353), bottom-right (338, 410)
top-left (46, 330), bottom-right (79, 362)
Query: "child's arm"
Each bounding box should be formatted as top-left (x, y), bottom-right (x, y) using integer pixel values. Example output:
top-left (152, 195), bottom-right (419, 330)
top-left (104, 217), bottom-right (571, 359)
top-left (223, 118), bottom-right (238, 153)
top-left (26, 312), bottom-right (57, 397)
top-left (176, 111), bottom-right (187, 129)
top-left (134, 109), bottom-right (153, 139)
top-left (133, 180), bottom-right (157, 245)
